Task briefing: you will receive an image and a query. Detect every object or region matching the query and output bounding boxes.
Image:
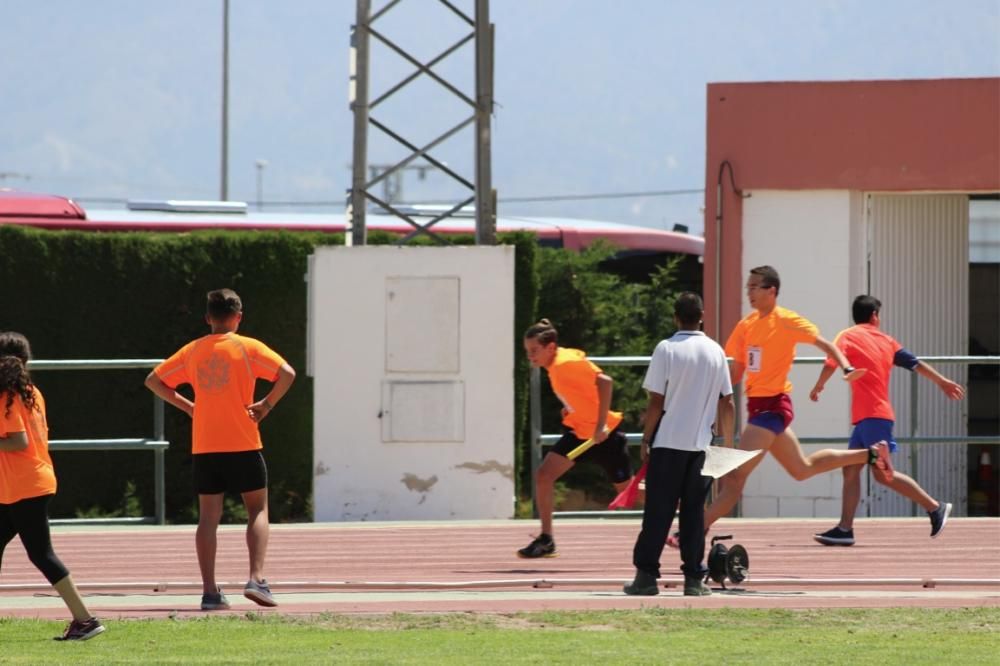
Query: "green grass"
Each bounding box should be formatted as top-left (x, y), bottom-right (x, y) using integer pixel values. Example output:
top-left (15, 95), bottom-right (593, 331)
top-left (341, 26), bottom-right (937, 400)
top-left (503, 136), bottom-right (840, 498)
top-left (1, 608), bottom-right (998, 664)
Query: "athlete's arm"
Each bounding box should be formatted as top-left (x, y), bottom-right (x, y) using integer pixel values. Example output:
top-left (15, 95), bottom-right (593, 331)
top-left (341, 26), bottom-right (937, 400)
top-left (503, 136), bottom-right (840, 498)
top-left (729, 360), bottom-right (745, 388)
top-left (144, 372), bottom-right (195, 417)
top-left (0, 430), bottom-right (28, 452)
top-left (813, 336), bottom-right (865, 382)
top-left (915, 362), bottom-right (966, 400)
top-left (809, 364), bottom-right (838, 402)
top-left (716, 393), bottom-right (735, 448)
top-left (591, 372), bottom-right (613, 444)
top-left (248, 362), bottom-right (296, 423)
top-left (641, 390), bottom-right (665, 462)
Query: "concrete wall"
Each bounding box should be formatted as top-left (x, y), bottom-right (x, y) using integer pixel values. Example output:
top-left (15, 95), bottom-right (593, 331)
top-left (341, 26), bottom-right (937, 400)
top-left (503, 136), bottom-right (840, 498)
top-left (307, 246), bottom-right (515, 521)
top-left (738, 190), bottom-right (861, 518)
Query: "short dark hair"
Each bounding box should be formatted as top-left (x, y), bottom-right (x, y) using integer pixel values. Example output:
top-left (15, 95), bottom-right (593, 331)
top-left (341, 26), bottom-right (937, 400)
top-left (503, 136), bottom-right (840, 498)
top-left (524, 318), bottom-right (558, 345)
top-left (750, 265), bottom-right (780, 295)
top-left (852, 294), bottom-right (881, 324)
top-left (674, 292), bottom-right (704, 327)
top-left (207, 288), bottom-right (242, 320)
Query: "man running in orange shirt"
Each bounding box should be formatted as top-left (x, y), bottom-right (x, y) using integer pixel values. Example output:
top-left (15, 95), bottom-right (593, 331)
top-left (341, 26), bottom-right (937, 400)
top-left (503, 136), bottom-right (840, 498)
top-left (145, 289), bottom-right (295, 610)
top-left (670, 266), bottom-right (893, 546)
top-left (809, 295), bottom-right (965, 546)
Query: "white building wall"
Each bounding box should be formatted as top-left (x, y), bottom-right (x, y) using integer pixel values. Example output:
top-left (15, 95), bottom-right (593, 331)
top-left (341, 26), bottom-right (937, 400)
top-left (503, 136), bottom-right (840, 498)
top-left (739, 190), bottom-right (863, 518)
top-left (307, 246), bottom-right (515, 521)
top-left (866, 193), bottom-right (969, 516)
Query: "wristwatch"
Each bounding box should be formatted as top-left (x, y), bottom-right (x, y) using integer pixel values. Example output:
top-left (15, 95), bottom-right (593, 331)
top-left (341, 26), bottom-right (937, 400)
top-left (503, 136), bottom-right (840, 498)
top-left (842, 366), bottom-right (855, 376)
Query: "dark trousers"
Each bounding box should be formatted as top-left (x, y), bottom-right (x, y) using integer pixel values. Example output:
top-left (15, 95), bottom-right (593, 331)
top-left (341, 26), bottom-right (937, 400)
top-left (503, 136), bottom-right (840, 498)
top-left (632, 447), bottom-right (708, 580)
top-left (0, 494), bottom-right (70, 585)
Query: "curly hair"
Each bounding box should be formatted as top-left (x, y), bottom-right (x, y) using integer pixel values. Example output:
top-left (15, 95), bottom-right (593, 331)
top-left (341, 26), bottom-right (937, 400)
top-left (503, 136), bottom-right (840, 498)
top-left (0, 332), bottom-right (36, 417)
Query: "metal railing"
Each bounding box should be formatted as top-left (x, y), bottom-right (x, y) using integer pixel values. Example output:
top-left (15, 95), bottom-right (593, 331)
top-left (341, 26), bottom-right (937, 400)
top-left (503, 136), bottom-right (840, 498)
top-left (27, 359), bottom-right (168, 525)
top-left (529, 355), bottom-right (1000, 518)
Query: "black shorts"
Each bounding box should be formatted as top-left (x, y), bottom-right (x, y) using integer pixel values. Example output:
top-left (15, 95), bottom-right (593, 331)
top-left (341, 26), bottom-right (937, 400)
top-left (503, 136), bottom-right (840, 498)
top-left (192, 450), bottom-right (268, 495)
top-left (549, 427), bottom-right (632, 484)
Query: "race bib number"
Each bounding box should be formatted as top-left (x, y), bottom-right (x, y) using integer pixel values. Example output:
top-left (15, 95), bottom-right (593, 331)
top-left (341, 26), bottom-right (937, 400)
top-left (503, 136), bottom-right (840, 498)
top-left (747, 346), bottom-right (762, 373)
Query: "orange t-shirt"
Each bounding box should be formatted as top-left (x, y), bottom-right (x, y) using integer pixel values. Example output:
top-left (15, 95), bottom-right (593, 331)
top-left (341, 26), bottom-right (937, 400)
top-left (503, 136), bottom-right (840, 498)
top-left (546, 347), bottom-right (623, 439)
top-left (155, 333), bottom-right (286, 454)
top-left (725, 306), bottom-right (819, 398)
top-left (0, 387), bottom-right (56, 504)
top-left (825, 324), bottom-right (903, 424)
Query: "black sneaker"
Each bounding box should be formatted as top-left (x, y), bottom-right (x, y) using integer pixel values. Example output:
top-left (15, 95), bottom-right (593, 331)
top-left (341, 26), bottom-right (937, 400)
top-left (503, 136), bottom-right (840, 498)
top-left (684, 578), bottom-right (712, 596)
top-left (517, 534), bottom-right (557, 558)
top-left (929, 502), bottom-right (952, 538)
top-left (200, 587), bottom-right (231, 611)
top-left (623, 570), bottom-right (659, 596)
top-left (813, 526), bottom-right (855, 546)
top-left (55, 617), bottom-right (105, 641)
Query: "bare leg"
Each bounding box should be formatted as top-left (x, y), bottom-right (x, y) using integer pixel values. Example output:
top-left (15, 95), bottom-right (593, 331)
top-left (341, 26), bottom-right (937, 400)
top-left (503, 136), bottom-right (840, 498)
top-left (536, 453), bottom-right (574, 536)
top-left (242, 487), bottom-right (269, 582)
top-left (705, 424), bottom-right (776, 529)
top-left (769, 428), bottom-right (869, 481)
top-left (52, 575), bottom-right (92, 622)
top-left (839, 463), bottom-right (864, 529)
top-left (876, 471), bottom-right (939, 512)
top-left (196, 494), bottom-right (224, 595)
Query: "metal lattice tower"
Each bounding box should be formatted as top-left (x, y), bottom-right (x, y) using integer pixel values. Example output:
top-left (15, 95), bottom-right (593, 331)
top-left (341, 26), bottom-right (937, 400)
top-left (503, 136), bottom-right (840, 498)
top-left (348, 0), bottom-right (495, 246)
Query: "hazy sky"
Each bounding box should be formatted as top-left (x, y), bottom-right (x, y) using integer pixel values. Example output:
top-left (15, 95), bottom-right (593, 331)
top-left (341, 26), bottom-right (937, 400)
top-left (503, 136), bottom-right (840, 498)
top-left (2, 0), bottom-right (998, 233)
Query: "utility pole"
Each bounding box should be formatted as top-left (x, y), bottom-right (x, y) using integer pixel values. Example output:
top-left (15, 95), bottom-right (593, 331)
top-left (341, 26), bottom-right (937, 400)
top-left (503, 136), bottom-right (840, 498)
top-left (348, 0), bottom-right (370, 246)
top-left (220, 0), bottom-right (230, 201)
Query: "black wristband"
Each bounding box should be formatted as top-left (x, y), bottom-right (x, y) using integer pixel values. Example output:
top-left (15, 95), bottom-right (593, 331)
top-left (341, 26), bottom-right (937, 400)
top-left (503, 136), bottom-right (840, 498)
top-left (842, 366), bottom-right (855, 376)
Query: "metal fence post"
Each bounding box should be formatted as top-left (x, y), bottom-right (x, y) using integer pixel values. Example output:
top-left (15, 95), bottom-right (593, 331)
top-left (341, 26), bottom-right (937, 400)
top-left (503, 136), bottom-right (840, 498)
top-left (910, 370), bottom-right (920, 518)
top-left (529, 366), bottom-right (542, 518)
top-left (154, 394), bottom-right (166, 525)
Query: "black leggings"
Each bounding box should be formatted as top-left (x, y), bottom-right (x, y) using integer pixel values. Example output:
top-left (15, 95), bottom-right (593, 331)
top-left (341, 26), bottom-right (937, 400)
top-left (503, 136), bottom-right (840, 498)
top-left (0, 494), bottom-right (70, 585)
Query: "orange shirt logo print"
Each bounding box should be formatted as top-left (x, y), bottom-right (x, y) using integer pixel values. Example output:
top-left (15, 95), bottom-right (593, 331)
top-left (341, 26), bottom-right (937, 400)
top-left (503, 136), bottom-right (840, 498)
top-left (197, 352), bottom-right (231, 393)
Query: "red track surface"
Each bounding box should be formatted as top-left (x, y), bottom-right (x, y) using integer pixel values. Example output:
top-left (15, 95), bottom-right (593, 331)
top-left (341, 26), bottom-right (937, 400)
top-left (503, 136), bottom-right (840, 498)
top-left (1, 518), bottom-right (998, 619)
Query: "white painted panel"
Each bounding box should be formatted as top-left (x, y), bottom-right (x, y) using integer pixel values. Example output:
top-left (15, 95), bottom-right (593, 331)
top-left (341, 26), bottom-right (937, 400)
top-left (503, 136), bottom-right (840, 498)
top-left (385, 277), bottom-right (460, 373)
top-left (308, 246), bottom-right (515, 521)
top-left (381, 380), bottom-right (464, 442)
top-left (867, 193), bottom-right (969, 516)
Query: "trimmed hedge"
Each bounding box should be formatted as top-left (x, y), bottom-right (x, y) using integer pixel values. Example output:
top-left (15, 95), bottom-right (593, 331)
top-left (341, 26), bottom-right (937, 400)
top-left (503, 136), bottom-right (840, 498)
top-left (0, 226), bottom-right (537, 522)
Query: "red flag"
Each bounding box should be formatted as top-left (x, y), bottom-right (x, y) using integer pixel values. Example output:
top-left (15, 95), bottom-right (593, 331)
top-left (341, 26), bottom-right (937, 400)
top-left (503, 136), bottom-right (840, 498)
top-left (609, 461), bottom-right (647, 509)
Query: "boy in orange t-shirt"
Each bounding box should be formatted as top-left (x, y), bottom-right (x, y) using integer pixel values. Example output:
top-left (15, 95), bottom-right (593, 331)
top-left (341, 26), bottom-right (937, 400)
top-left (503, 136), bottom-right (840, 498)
top-left (146, 289), bottom-right (295, 610)
top-left (0, 332), bottom-right (105, 640)
top-left (680, 266), bottom-right (894, 545)
top-left (809, 295), bottom-right (964, 546)
top-left (518, 319), bottom-right (633, 558)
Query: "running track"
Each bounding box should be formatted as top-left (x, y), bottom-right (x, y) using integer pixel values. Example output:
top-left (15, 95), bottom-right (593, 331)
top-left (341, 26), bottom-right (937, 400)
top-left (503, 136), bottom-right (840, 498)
top-left (1, 518), bottom-right (998, 619)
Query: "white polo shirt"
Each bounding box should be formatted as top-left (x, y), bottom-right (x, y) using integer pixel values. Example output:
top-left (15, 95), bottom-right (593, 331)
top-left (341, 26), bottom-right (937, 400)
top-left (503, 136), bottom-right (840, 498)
top-left (642, 330), bottom-right (733, 452)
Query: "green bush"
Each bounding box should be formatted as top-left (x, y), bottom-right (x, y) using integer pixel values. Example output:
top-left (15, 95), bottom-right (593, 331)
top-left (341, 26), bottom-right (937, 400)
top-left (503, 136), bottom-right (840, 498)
top-left (0, 225), bottom-right (676, 520)
top-left (529, 242), bottom-right (681, 500)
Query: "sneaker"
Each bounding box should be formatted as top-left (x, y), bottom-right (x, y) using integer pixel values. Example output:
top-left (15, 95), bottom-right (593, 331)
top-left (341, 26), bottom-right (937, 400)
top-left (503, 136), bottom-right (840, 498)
top-left (200, 588), bottom-right (231, 611)
top-left (517, 534), bottom-right (557, 559)
top-left (813, 526), bottom-right (855, 546)
top-left (665, 531), bottom-right (680, 549)
top-left (929, 502), bottom-right (952, 538)
top-left (623, 570), bottom-right (659, 596)
top-left (868, 441), bottom-right (895, 483)
top-left (55, 617), bottom-right (105, 641)
top-left (244, 578), bottom-right (278, 607)
top-left (684, 578), bottom-right (712, 596)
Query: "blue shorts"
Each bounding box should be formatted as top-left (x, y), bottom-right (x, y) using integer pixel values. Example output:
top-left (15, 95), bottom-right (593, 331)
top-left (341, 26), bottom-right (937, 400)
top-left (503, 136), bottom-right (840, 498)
top-left (848, 418), bottom-right (898, 453)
